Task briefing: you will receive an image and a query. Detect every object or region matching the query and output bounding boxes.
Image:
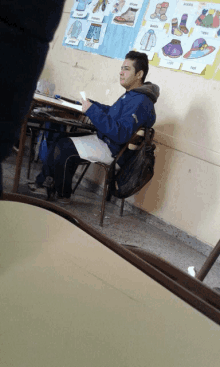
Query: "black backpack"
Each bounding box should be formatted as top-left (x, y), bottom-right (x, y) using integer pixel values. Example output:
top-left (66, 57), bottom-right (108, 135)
top-left (112, 127), bottom-right (156, 199)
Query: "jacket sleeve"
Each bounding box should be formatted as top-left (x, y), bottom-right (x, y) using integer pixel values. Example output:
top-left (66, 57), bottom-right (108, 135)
top-left (89, 99), bottom-right (110, 113)
top-left (85, 95), bottom-right (155, 144)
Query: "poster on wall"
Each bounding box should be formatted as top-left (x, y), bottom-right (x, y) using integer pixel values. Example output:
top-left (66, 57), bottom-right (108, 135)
top-left (71, 0), bottom-right (92, 19)
top-left (133, 27), bottom-right (165, 60)
top-left (169, 1), bottom-right (198, 37)
top-left (84, 21), bottom-right (107, 48)
top-left (181, 36), bottom-right (220, 73)
top-left (88, 0), bottom-right (112, 23)
top-left (62, 0), bottom-right (220, 75)
top-left (144, 0), bottom-right (178, 30)
top-left (159, 33), bottom-right (220, 73)
top-left (193, 2), bottom-right (220, 39)
top-left (158, 1), bottom-right (198, 70)
top-left (158, 34), bottom-right (182, 69)
top-left (65, 18), bottom-right (86, 46)
top-left (111, 0), bottom-right (144, 28)
top-left (64, 17), bottom-right (107, 49)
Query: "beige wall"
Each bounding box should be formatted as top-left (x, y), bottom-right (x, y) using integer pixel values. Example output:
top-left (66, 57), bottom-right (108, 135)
top-left (40, 0), bottom-right (220, 248)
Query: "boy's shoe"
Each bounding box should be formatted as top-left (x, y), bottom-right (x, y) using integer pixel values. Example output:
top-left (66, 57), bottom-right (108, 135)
top-left (28, 182), bottom-right (46, 194)
top-left (42, 176), bottom-right (56, 200)
top-left (56, 194), bottom-right (72, 205)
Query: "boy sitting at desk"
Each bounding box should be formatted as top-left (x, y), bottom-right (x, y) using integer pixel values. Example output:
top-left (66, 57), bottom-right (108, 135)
top-left (29, 51), bottom-right (160, 204)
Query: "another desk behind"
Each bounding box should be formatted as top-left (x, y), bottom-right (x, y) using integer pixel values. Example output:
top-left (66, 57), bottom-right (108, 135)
top-left (1, 193), bottom-right (220, 367)
top-left (13, 93), bottom-right (95, 193)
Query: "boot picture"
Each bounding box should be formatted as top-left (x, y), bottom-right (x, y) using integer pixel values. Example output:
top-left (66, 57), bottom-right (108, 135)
top-left (150, 3), bottom-right (162, 19)
top-left (113, 7), bottom-right (138, 26)
top-left (171, 18), bottom-right (183, 36)
top-left (159, 2), bottom-right (169, 21)
top-left (179, 14), bottom-right (189, 34)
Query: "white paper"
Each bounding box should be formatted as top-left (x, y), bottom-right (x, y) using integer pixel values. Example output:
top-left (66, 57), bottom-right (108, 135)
top-left (159, 59), bottom-right (181, 70)
top-left (188, 266), bottom-right (196, 277)
top-left (80, 91), bottom-right (87, 101)
top-left (34, 94), bottom-right (83, 111)
top-left (181, 62), bottom-right (206, 74)
top-left (70, 134), bottom-right (114, 164)
top-left (60, 100), bottom-right (83, 111)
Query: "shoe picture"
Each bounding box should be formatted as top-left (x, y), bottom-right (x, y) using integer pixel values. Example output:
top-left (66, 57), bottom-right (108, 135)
top-left (113, 7), bottom-right (138, 26)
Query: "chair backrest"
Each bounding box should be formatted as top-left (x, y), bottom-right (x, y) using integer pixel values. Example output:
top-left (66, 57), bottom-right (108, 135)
top-left (128, 127), bottom-right (145, 150)
top-left (115, 126), bottom-right (155, 163)
top-left (112, 126), bottom-right (156, 199)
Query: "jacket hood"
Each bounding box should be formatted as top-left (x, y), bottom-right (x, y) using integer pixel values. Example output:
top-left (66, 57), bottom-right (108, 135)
top-left (132, 82), bottom-right (160, 104)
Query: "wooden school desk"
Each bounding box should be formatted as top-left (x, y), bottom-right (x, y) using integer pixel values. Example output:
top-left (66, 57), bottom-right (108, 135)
top-left (0, 193), bottom-right (220, 367)
top-left (12, 93), bottom-right (93, 193)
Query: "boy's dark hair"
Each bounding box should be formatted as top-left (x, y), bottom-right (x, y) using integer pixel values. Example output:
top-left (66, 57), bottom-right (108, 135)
top-left (125, 51), bottom-right (149, 83)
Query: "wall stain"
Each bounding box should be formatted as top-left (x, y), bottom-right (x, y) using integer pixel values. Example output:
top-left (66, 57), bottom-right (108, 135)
top-left (72, 62), bottom-right (87, 70)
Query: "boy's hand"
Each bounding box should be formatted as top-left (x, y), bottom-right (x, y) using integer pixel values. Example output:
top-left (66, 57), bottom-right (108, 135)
top-left (81, 98), bottom-right (92, 113)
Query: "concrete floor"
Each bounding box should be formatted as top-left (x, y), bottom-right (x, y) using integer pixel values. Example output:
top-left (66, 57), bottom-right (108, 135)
top-left (2, 146), bottom-right (220, 290)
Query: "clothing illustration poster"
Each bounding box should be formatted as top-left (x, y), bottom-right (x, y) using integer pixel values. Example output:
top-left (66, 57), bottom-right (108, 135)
top-left (63, 0), bottom-right (220, 75)
top-left (181, 36), bottom-right (219, 73)
top-left (84, 21), bottom-right (107, 48)
top-left (111, 0), bottom-right (144, 28)
top-left (71, 0), bottom-right (92, 19)
top-left (65, 18), bottom-right (85, 45)
top-left (159, 34), bottom-right (183, 69)
top-left (169, 1), bottom-right (198, 38)
top-left (158, 1), bottom-right (197, 69)
top-left (144, 0), bottom-right (177, 29)
top-left (133, 28), bottom-right (164, 60)
top-left (194, 2), bottom-right (220, 39)
top-left (160, 33), bottom-right (219, 72)
top-left (88, 0), bottom-right (112, 23)
top-left (64, 17), bottom-right (107, 48)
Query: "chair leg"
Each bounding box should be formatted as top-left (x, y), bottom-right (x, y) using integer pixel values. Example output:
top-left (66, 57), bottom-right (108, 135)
top-left (120, 198), bottom-right (125, 216)
top-left (100, 170), bottom-right (109, 226)
top-left (72, 163), bottom-right (91, 195)
top-left (106, 184), bottom-right (112, 201)
top-left (196, 239), bottom-right (220, 281)
top-left (27, 128), bottom-right (35, 179)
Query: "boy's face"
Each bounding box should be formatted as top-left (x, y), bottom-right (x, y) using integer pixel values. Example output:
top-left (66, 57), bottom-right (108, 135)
top-left (120, 59), bottom-right (141, 91)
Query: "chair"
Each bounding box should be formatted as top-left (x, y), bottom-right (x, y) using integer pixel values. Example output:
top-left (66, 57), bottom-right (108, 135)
top-left (71, 127), bottom-right (155, 226)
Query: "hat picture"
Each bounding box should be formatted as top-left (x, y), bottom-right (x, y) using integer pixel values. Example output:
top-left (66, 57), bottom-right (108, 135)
top-left (183, 38), bottom-right (215, 59)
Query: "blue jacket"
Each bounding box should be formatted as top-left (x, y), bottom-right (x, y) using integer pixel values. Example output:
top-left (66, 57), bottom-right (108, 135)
top-left (85, 82), bottom-right (160, 161)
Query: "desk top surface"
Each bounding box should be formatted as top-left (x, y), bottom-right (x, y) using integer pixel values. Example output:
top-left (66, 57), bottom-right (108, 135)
top-left (0, 201), bottom-right (219, 367)
top-left (33, 93), bottom-right (83, 112)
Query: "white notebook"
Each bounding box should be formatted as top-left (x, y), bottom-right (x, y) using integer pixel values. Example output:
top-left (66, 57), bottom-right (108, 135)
top-left (70, 134), bottom-right (114, 164)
